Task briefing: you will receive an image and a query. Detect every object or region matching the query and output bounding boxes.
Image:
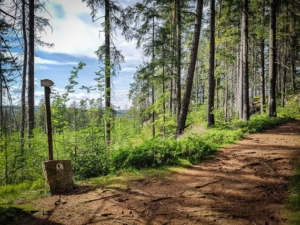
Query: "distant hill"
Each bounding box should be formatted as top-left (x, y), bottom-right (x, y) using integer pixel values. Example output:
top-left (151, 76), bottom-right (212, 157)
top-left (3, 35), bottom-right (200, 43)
top-left (2, 106), bottom-right (128, 116)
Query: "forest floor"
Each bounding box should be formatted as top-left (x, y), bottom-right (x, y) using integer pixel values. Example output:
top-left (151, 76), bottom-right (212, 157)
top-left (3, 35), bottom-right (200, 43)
top-left (12, 119), bottom-right (300, 225)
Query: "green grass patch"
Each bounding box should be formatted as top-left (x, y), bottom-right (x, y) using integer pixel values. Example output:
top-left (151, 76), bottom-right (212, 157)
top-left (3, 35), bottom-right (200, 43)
top-left (0, 179), bottom-right (48, 224)
top-left (86, 167), bottom-right (174, 189)
top-left (0, 179), bottom-right (47, 205)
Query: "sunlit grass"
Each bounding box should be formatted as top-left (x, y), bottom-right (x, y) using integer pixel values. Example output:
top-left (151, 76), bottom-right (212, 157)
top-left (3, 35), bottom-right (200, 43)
top-left (0, 179), bottom-right (48, 206)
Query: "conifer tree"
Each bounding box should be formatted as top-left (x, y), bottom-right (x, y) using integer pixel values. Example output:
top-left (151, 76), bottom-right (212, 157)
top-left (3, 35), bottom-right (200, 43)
top-left (268, 0), bottom-right (277, 117)
top-left (84, 0), bottom-right (124, 143)
top-left (27, 0), bottom-right (35, 138)
top-left (207, 0), bottom-right (215, 126)
top-left (176, 0), bottom-right (204, 136)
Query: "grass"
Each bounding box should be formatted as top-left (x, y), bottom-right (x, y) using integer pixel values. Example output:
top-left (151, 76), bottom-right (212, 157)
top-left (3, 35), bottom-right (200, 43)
top-left (87, 166), bottom-right (175, 189)
top-left (0, 179), bottom-right (47, 205)
top-left (0, 179), bottom-right (49, 224)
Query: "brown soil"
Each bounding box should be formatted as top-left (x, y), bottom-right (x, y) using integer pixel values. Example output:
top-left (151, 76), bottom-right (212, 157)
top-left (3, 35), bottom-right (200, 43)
top-left (14, 120), bottom-right (300, 225)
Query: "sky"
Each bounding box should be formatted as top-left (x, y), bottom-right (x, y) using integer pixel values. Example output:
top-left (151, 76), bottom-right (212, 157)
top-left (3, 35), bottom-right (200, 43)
top-left (14, 0), bottom-right (142, 110)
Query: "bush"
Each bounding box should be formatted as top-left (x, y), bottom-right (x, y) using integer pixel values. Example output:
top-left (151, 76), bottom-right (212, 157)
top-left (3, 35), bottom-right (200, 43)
top-left (72, 147), bottom-right (111, 179)
top-left (112, 138), bottom-right (218, 170)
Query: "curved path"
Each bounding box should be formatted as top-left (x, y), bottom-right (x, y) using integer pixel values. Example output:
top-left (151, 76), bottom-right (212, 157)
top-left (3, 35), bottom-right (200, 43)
top-left (20, 120), bottom-right (300, 225)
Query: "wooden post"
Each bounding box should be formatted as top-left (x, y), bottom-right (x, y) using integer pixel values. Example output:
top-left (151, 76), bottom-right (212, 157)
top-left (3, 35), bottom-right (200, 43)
top-left (41, 79), bottom-right (54, 160)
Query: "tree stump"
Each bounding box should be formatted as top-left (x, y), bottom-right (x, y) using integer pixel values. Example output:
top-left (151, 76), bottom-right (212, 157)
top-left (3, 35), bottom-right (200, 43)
top-left (42, 159), bottom-right (74, 195)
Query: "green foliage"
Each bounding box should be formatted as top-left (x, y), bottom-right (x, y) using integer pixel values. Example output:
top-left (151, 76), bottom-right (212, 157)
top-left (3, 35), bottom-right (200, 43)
top-left (72, 147), bottom-right (111, 179)
top-left (0, 179), bottom-right (46, 205)
top-left (111, 115), bottom-right (293, 172)
top-left (277, 95), bottom-right (300, 118)
top-left (234, 114), bottom-right (293, 134)
top-left (112, 137), bottom-right (217, 170)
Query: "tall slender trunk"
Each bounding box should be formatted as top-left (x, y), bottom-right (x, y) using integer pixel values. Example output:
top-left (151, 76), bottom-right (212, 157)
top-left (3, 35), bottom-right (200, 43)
top-left (260, 9), bottom-right (265, 114)
top-left (238, 42), bottom-right (243, 118)
top-left (290, 17), bottom-right (296, 92)
top-left (268, 0), bottom-right (277, 117)
top-left (260, 39), bottom-right (266, 114)
top-left (162, 45), bottom-right (166, 139)
top-left (104, 0), bottom-right (111, 143)
top-left (224, 70), bottom-right (228, 121)
top-left (151, 8), bottom-right (155, 138)
top-left (176, 0), bottom-right (204, 136)
top-left (281, 38), bottom-right (287, 107)
top-left (176, 0), bottom-right (181, 119)
top-left (0, 64), bottom-right (3, 139)
top-left (240, 0), bottom-right (249, 121)
top-left (207, 0), bottom-right (215, 126)
top-left (28, 0), bottom-right (35, 138)
top-left (21, 0), bottom-right (28, 151)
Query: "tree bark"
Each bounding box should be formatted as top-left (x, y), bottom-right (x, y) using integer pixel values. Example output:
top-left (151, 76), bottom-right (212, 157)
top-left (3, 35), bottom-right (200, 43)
top-left (176, 0), bottom-right (204, 136)
top-left (260, 37), bottom-right (265, 114)
top-left (207, 0), bottom-right (215, 126)
top-left (260, 1), bottom-right (265, 114)
top-left (105, 0), bottom-right (111, 143)
top-left (0, 64), bottom-right (3, 139)
top-left (176, 0), bottom-right (182, 119)
top-left (242, 0), bottom-right (249, 121)
top-left (268, 0), bottom-right (277, 117)
top-left (151, 6), bottom-right (155, 138)
top-left (28, 0), bottom-right (35, 138)
top-left (21, 0), bottom-right (28, 151)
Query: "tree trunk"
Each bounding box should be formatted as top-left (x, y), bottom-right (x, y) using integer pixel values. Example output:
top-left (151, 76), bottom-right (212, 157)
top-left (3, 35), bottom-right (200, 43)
top-left (281, 38), bottom-right (287, 107)
top-left (224, 71), bottom-right (228, 121)
top-left (238, 43), bottom-right (243, 118)
top-left (176, 0), bottom-right (182, 119)
top-left (290, 17), bottom-right (296, 92)
top-left (21, 0), bottom-right (28, 152)
top-left (162, 45), bottom-right (166, 139)
top-left (151, 7), bottom-right (155, 138)
top-left (240, 0), bottom-right (249, 121)
top-left (207, 0), bottom-right (215, 126)
top-left (0, 64), bottom-right (3, 139)
top-left (28, 0), bottom-right (35, 138)
top-left (260, 37), bottom-right (265, 114)
top-left (104, 0), bottom-right (111, 143)
top-left (259, 0), bottom-right (265, 115)
top-left (268, 0), bottom-right (277, 117)
top-left (176, 0), bottom-right (204, 136)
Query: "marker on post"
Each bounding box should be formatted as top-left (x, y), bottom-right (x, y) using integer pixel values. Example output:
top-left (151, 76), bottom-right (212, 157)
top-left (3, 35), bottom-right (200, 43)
top-left (41, 79), bottom-right (54, 160)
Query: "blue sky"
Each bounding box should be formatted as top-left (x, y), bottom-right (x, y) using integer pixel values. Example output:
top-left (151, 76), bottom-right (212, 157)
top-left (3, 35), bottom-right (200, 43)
top-left (31, 0), bottom-right (142, 109)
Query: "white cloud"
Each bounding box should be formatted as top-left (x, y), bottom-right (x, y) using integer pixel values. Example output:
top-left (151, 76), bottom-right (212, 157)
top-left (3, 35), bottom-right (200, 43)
top-left (35, 56), bottom-right (78, 65)
top-left (121, 67), bottom-right (137, 72)
top-left (36, 65), bottom-right (50, 70)
top-left (35, 91), bottom-right (44, 98)
top-left (37, 0), bottom-right (143, 64)
top-left (36, 0), bottom-right (104, 58)
top-left (48, 86), bottom-right (131, 110)
top-left (112, 89), bottom-right (132, 109)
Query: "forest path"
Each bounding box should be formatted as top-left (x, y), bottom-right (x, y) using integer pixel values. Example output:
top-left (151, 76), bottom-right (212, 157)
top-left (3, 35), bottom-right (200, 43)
top-left (19, 119), bottom-right (300, 225)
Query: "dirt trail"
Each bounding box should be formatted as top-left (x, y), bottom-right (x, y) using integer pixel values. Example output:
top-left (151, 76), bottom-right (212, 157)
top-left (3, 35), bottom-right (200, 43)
top-left (17, 120), bottom-right (300, 225)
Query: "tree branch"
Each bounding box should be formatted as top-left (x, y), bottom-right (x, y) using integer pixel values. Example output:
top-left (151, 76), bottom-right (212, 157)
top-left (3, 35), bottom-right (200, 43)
top-left (0, 9), bottom-right (16, 19)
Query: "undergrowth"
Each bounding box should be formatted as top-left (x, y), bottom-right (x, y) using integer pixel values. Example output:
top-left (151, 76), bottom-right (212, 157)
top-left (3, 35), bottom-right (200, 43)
top-left (66, 114), bottom-right (295, 179)
top-left (109, 115), bottom-right (293, 175)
